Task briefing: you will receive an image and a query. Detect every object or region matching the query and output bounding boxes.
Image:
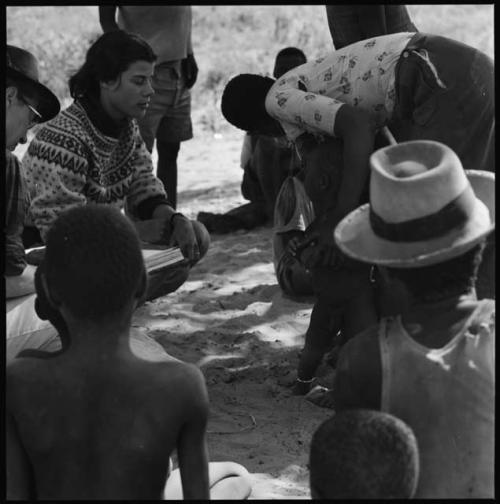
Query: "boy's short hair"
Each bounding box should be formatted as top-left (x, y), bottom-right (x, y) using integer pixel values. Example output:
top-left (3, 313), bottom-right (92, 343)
top-left (44, 205), bottom-right (145, 321)
top-left (221, 74), bottom-right (275, 132)
top-left (309, 410), bottom-right (419, 499)
top-left (273, 47), bottom-right (307, 79)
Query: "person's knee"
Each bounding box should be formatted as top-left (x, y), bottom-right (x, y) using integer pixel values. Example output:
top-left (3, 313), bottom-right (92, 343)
top-left (144, 264), bottom-right (190, 303)
top-left (192, 220), bottom-right (210, 260)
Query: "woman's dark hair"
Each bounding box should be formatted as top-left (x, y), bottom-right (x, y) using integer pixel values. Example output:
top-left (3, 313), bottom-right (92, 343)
top-left (69, 30), bottom-right (156, 99)
top-left (387, 241), bottom-right (486, 303)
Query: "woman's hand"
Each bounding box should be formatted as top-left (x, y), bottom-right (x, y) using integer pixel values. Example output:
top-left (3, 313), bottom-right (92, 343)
top-left (169, 215), bottom-right (200, 263)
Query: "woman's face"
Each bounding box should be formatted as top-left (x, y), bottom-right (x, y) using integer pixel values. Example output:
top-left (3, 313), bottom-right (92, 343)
top-left (100, 60), bottom-right (155, 121)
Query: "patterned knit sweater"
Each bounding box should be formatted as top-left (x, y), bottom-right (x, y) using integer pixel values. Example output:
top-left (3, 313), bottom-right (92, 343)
top-left (23, 101), bottom-right (167, 241)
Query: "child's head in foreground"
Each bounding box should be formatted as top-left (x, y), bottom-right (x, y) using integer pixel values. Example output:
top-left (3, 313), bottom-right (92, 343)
top-left (273, 46), bottom-right (307, 78)
top-left (42, 205), bottom-right (146, 325)
top-left (309, 409), bottom-right (419, 499)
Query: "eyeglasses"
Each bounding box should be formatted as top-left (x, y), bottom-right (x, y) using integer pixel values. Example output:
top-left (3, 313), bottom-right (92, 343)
top-left (19, 96), bottom-right (42, 129)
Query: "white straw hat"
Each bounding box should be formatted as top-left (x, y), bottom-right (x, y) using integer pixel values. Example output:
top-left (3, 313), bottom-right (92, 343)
top-left (334, 140), bottom-right (495, 268)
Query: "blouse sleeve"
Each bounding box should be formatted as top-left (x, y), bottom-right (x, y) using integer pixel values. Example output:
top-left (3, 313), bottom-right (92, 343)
top-left (265, 74), bottom-right (345, 141)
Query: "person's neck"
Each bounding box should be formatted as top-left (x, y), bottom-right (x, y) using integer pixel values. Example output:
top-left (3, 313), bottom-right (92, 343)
top-left (99, 93), bottom-right (127, 123)
top-left (78, 93), bottom-right (127, 138)
top-left (62, 312), bottom-right (134, 359)
top-left (401, 289), bottom-right (479, 348)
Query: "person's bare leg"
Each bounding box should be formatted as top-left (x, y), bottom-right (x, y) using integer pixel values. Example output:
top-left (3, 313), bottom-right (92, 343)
top-left (164, 461), bottom-right (251, 500)
top-left (307, 286), bottom-right (378, 409)
top-left (292, 300), bottom-right (342, 396)
top-left (157, 141), bottom-right (180, 209)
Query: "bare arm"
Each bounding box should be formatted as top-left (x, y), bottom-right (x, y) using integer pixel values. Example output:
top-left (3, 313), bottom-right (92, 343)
top-left (6, 409), bottom-right (35, 499)
top-left (331, 104), bottom-right (375, 223)
top-left (5, 265), bottom-right (36, 299)
top-left (176, 365), bottom-right (210, 500)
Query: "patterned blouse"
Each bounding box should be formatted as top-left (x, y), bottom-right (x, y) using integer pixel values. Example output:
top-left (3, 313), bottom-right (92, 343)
top-left (265, 32), bottom-right (415, 141)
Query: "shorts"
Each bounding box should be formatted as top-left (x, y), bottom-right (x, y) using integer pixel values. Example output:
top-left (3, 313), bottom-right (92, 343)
top-left (391, 32), bottom-right (494, 173)
top-left (138, 60), bottom-right (193, 150)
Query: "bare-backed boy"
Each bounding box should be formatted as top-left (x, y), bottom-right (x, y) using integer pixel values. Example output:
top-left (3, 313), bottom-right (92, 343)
top-left (6, 205), bottom-right (250, 500)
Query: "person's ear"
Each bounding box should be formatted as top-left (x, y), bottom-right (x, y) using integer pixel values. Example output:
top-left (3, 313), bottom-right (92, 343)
top-left (5, 86), bottom-right (18, 105)
top-left (100, 75), bottom-right (121, 92)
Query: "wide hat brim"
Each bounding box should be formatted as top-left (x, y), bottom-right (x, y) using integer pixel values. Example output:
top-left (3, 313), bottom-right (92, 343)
top-left (7, 66), bottom-right (60, 123)
top-left (334, 170), bottom-right (495, 268)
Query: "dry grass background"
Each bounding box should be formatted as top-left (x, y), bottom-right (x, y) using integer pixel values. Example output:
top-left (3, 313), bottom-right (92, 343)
top-left (6, 5), bottom-right (494, 135)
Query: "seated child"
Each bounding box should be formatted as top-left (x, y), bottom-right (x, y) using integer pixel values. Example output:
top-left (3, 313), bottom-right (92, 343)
top-left (197, 46), bottom-right (307, 234)
top-left (309, 409), bottom-right (419, 499)
top-left (332, 140), bottom-right (495, 497)
top-left (6, 205), bottom-right (251, 500)
top-left (289, 136), bottom-right (378, 403)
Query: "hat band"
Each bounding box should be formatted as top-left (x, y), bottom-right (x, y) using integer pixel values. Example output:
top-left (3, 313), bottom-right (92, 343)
top-left (369, 184), bottom-right (476, 242)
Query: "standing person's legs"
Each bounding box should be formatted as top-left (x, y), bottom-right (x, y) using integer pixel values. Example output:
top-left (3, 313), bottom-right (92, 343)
top-left (137, 61), bottom-right (193, 209)
top-left (156, 141), bottom-right (180, 209)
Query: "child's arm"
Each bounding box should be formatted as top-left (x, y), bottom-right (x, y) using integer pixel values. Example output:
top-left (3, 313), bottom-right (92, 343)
top-left (6, 407), bottom-right (35, 499)
top-left (176, 365), bottom-right (211, 500)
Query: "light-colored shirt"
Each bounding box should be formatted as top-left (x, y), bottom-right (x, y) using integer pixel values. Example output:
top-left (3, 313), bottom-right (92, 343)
top-left (379, 302), bottom-right (495, 498)
top-left (265, 32), bottom-right (415, 141)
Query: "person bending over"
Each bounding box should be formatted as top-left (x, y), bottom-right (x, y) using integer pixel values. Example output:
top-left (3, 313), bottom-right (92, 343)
top-left (331, 140), bottom-right (495, 497)
top-left (220, 31), bottom-right (494, 304)
top-left (6, 205), bottom-right (251, 500)
top-left (309, 409), bottom-right (419, 499)
top-left (198, 47), bottom-right (307, 234)
top-left (22, 30), bottom-right (209, 302)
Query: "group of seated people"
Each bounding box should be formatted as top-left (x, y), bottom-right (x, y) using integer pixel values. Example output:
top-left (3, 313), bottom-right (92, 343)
top-left (6, 5), bottom-right (494, 500)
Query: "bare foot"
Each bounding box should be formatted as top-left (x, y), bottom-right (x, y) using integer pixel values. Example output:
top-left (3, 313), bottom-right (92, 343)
top-left (305, 385), bottom-right (336, 409)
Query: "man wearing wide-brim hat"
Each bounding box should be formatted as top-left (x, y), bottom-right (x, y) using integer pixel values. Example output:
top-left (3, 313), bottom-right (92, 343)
top-left (6, 44), bottom-right (61, 358)
top-left (330, 140), bottom-right (494, 498)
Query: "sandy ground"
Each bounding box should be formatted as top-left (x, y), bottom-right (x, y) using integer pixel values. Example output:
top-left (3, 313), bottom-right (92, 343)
top-left (14, 128), bottom-right (333, 498)
top-left (131, 129), bottom-right (335, 499)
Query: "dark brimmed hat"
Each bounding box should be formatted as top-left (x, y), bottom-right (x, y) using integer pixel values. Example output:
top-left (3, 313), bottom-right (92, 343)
top-left (334, 141), bottom-right (495, 268)
top-left (7, 45), bottom-right (60, 123)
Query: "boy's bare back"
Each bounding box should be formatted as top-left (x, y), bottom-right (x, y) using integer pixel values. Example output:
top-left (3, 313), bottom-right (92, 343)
top-left (7, 341), bottom-right (209, 500)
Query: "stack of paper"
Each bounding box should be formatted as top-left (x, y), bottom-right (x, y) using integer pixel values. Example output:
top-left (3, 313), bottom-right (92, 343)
top-left (141, 247), bottom-right (185, 272)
